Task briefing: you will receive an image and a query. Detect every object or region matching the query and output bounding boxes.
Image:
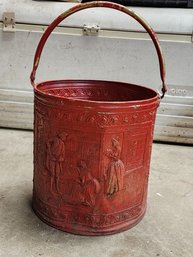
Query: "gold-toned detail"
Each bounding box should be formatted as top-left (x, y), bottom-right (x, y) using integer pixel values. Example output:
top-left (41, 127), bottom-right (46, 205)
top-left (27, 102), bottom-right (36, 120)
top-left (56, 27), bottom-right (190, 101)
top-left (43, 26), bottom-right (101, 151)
top-left (35, 57), bottom-right (40, 68)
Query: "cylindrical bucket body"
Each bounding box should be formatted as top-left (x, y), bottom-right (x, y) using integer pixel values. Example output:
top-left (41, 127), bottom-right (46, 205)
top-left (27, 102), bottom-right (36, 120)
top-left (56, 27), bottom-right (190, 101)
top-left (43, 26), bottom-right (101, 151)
top-left (32, 80), bottom-right (159, 235)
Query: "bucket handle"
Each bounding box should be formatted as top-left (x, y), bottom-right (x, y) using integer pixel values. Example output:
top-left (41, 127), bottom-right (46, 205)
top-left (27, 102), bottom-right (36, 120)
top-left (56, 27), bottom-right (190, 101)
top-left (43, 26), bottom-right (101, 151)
top-left (30, 1), bottom-right (167, 98)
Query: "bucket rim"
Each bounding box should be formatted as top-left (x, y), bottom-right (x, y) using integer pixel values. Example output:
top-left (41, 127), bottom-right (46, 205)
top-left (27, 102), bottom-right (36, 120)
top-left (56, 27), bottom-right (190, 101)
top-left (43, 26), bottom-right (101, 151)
top-left (34, 79), bottom-right (160, 106)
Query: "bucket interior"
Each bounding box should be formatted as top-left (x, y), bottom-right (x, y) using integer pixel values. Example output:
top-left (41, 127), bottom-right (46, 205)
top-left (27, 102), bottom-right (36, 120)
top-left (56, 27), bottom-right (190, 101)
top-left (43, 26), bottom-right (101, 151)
top-left (36, 80), bottom-right (158, 102)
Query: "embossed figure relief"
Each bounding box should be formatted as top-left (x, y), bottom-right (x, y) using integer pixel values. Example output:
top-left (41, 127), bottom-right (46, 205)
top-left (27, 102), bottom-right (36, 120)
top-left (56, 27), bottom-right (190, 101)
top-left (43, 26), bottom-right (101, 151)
top-left (70, 160), bottom-right (101, 207)
top-left (46, 132), bottom-right (68, 194)
top-left (45, 131), bottom-right (101, 207)
top-left (104, 137), bottom-right (125, 196)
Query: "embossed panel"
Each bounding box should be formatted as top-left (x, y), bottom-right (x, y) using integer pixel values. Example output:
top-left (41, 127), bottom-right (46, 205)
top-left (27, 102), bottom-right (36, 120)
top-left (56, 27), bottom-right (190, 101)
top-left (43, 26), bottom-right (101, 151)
top-left (33, 77), bottom-right (158, 234)
top-left (35, 126), bottom-right (102, 208)
top-left (124, 168), bottom-right (146, 207)
top-left (33, 94), bottom-right (156, 234)
top-left (123, 130), bottom-right (148, 172)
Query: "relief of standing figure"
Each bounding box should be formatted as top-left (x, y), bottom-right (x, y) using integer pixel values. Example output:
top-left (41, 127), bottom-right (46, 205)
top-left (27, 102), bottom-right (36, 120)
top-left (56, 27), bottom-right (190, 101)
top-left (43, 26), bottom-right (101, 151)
top-left (105, 138), bottom-right (125, 196)
top-left (46, 132), bottom-right (68, 194)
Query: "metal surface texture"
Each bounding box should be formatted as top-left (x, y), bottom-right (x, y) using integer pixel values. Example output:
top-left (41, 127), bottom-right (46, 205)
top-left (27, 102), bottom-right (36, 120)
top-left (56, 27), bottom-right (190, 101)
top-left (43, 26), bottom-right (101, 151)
top-left (2, 12), bottom-right (15, 32)
top-left (83, 24), bottom-right (100, 36)
top-left (31, 2), bottom-right (166, 235)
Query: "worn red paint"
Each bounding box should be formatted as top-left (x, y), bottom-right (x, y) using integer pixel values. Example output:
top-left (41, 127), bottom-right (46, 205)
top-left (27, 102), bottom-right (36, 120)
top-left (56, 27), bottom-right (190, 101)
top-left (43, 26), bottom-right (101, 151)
top-left (31, 2), bottom-right (167, 235)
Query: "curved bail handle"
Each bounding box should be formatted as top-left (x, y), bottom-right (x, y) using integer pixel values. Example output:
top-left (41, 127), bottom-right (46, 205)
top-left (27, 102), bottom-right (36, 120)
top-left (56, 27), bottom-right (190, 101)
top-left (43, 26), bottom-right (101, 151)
top-left (30, 1), bottom-right (167, 99)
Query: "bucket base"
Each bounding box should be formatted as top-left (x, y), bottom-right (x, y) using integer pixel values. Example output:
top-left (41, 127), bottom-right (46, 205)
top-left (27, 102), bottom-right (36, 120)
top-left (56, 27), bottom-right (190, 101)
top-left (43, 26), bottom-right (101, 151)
top-left (32, 202), bottom-right (146, 236)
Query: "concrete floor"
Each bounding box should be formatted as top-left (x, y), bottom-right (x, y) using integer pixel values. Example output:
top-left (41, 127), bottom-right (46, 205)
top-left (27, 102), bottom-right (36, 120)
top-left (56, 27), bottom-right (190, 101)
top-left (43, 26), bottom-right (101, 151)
top-left (0, 128), bottom-right (193, 257)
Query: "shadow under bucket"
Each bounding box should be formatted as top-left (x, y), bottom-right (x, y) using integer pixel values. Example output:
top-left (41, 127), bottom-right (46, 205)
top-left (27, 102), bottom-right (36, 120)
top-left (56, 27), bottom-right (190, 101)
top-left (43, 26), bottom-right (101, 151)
top-left (30, 2), bottom-right (167, 235)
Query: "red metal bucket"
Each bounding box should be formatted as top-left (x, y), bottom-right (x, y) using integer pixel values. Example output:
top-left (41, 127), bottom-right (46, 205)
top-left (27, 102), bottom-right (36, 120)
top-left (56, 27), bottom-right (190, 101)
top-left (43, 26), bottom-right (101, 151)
top-left (30, 1), bottom-right (167, 235)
